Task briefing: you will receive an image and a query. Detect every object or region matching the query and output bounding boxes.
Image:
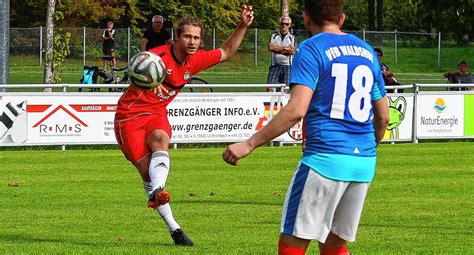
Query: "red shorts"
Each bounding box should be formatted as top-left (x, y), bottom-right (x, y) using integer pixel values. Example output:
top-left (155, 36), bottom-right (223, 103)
top-left (114, 114), bottom-right (171, 164)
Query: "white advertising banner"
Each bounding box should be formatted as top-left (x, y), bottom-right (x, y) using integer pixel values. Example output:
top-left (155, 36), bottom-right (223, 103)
top-left (2, 92), bottom-right (422, 146)
top-left (416, 95), bottom-right (464, 138)
top-left (0, 93), bottom-right (299, 146)
top-left (0, 95), bottom-right (118, 145)
top-left (167, 94), bottom-right (288, 142)
top-left (383, 95), bottom-right (414, 141)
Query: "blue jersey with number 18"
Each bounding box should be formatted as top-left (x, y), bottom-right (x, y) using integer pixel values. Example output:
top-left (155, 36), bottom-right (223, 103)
top-left (289, 32), bottom-right (386, 182)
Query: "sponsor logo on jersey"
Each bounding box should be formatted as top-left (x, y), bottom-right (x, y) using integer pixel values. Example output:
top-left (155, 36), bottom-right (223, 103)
top-left (184, 70), bottom-right (191, 80)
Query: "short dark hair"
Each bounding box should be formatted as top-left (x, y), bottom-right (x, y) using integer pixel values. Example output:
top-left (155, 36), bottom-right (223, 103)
top-left (304, 0), bottom-right (345, 26)
top-left (176, 16), bottom-right (204, 38)
top-left (458, 60), bottom-right (468, 66)
top-left (374, 48), bottom-right (383, 56)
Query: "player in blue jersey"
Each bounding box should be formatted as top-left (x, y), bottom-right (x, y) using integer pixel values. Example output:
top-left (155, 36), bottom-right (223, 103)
top-left (222, 0), bottom-right (389, 254)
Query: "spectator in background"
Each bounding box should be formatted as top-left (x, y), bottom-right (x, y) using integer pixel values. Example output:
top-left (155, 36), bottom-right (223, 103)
top-left (443, 60), bottom-right (474, 91)
top-left (374, 48), bottom-right (401, 92)
top-left (102, 21), bottom-right (116, 70)
top-left (141, 15), bottom-right (174, 51)
top-left (267, 16), bottom-right (296, 91)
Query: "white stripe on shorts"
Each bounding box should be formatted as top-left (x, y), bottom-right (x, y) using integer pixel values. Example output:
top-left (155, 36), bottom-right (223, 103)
top-left (280, 163), bottom-right (370, 243)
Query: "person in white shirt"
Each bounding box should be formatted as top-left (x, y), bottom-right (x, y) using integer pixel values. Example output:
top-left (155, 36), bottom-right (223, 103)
top-left (267, 16), bottom-right (296, 91)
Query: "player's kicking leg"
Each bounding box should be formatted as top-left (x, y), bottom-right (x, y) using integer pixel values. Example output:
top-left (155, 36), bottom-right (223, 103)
top-left (135, 129), bottom-right (194, 246)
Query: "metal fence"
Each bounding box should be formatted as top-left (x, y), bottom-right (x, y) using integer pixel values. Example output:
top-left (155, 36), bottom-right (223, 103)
top-left (10, 27), bottom-right (446, 69)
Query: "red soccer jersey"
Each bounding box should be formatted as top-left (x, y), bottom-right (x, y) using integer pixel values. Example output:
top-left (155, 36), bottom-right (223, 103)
top-left (115, 45), bottom-right (222, 120)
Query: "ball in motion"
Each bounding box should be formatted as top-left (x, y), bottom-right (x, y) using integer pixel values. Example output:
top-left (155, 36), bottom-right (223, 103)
top-left (129, 51), bottom-right (166, 89)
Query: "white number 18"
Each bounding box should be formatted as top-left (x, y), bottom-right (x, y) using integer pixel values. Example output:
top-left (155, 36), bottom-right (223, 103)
top-left (330, 63), bottom-right (373, 122)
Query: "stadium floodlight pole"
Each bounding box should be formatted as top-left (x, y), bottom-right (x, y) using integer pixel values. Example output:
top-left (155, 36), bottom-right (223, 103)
top-left (0, 0), bottom-right (10, 91)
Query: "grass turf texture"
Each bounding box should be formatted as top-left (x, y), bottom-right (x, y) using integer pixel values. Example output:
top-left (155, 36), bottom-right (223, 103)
top-left (0, 142), bottom-right (473, 254)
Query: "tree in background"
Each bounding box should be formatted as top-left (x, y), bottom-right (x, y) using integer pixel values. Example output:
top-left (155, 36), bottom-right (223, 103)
top-left (11, 0), bottom-right (301, 33)
top-left (10, 0), bottom-right (47, 27)
top-left (43, 0), bottom-right (71, 89)
top-left (51, 11), bottom-right (71, 84)
top-left (343, 0), bottom-right (368, 30)
top-left (420, 0), bottom-right (474, 43)
top-left (281, 0), bottom-right (289, 17)
top-left (43, 0), bottom-right (55, 91)
top-left (368, 0), bottom-right (375, 31)
top-left (11, 0), bottom-right (143, 31)
top-left (138, 0), bottom-right (247, 31)
top-left (377, 0), bottom-right (383, 31)
top-left (370, 0), bottom-right (474, 43)
top-left (367, 0), bottom-right (383, 31)
top-left (56, 0), bottom-right (126, 27)
top-left (8, 0), bottom-right (474, 44)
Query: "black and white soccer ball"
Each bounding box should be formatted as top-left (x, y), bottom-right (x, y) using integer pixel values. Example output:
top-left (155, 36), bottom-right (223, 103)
top-left (129, 51), bottom-right (166, 89)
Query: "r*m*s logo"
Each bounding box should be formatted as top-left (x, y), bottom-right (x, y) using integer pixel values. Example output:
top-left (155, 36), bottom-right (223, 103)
top-left (434, 98), bottom-right (446, 114)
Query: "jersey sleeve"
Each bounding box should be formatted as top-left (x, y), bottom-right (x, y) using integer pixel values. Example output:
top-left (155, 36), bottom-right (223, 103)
top-left (289, 43), bottom-right (320, 90)
top-left (269, 32), bottom-right (277, 44)
top-left (190, 49), bottom-right (222, 75)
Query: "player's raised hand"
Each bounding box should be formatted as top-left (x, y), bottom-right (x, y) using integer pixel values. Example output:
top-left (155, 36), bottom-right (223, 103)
top-left (240, 5), bottom-right (254, 27)
top-left (222, 141), bottom-right (254, 166)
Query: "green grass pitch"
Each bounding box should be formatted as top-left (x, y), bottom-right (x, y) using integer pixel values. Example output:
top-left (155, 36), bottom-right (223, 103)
top-left (0, 142), bottom-right (473, 254)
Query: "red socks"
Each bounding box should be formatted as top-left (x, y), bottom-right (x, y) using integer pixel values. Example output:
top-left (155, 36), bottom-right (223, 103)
top-left (277, 238), bottom-right (350, 255)
top-left (320, 245), bottom-right (350, 255)
top-left (278, 239), bottom-right (306, 255)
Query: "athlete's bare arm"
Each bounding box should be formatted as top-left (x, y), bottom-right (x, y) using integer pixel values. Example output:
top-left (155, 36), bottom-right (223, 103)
top-left (222, 85), bottom-right (313, 165)
top-left (219, 5), bottom-right (254, 62)
top-left (140, 38), bottom-right (148, 51)
top-left (372, 96), bottom-right (390, 145)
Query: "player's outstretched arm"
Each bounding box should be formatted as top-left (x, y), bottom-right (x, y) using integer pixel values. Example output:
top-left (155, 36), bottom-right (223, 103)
top-left (222, 85), bottom-right (313, 165)
top-left (373, 96), bottom-right (390, 145)
top-left (140, 38), bottom-right (148, 51)
top-left (219, 5), bottom-right (254, 62)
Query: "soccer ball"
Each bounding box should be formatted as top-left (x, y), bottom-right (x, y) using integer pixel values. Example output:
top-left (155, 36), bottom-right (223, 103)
top-left (129, 51), bottom-right (166, 89)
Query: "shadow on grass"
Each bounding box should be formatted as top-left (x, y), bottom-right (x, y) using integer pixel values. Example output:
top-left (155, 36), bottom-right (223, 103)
top-left (177, 198), bottom-right (281, 207)
top-left (0, 233), bottom-right (175, 248)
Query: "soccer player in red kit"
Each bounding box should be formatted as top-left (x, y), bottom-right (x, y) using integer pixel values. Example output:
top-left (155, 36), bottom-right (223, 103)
top-left (114, 6), bottom-right (254, 246)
